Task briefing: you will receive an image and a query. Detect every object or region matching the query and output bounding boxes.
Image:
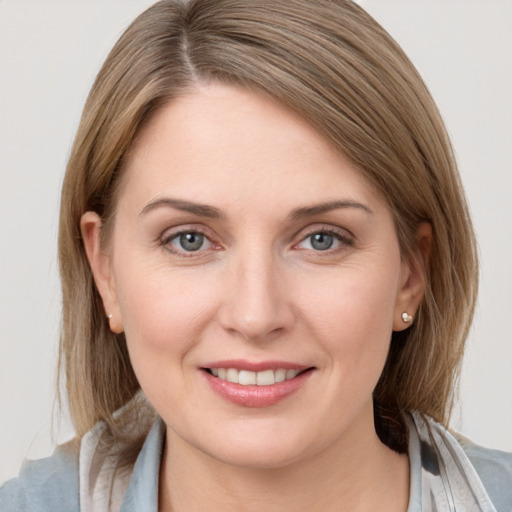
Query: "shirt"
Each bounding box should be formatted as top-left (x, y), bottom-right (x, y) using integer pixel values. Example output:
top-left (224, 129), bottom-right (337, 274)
top-left (1, 411), bottom-right (511, 511)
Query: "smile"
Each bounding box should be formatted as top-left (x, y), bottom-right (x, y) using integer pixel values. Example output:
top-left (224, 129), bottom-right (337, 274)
top-left (206, 368), bottom-right (302, 386)
top-left (201, 362), bottom-right (315, 407)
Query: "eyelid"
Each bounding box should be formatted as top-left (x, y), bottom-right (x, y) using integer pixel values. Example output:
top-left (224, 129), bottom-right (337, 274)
top-left (157, 223), bottom-right (354, 256)
top-left (293, 224), bottom-right (355, 251)
top-left (159, 225), bottom-right (222, 256)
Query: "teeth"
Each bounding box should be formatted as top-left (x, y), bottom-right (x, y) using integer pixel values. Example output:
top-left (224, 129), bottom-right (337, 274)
top-left (226, 368), bottom-right (238, 383)
top-left (209, 368), bottom-right (304, 386)
top-left (286, 369), bottom-right (300, 380)
top-left (239, 370), bottom-right (256, 385)
top-left (256, 369), bottom-right (275, 386)
top-left (275, 369), bottom-right (286, 383)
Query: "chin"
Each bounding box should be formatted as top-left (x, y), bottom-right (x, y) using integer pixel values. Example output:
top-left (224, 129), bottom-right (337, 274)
top-left (208, 439), bottom-right (313, 470)
top-left (186, 417), bottom-right (329, 470)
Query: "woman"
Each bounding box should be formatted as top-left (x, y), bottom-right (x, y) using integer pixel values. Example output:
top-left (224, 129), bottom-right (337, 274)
top-left (1, 0), bottom-right (511, 511)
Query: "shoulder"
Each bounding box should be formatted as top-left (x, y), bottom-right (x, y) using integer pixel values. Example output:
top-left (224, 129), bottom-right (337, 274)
top-left (0, 440), bottom-right (80, 512)
top-left (408, 411), bottom-right (512, 511)
top-left (455, 433), bottom-right (512, 512)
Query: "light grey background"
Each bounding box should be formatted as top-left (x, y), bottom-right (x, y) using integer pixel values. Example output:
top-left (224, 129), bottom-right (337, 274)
top-left (1, 0), bottom-right (511, 483)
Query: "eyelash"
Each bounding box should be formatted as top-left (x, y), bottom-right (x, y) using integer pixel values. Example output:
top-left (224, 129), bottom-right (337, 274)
top-left (294, 227), bottom-right (354, 253)
top-left (159, 226), bottom-right (354, 257)
top-left (159, 227), bottom-right (220, 257)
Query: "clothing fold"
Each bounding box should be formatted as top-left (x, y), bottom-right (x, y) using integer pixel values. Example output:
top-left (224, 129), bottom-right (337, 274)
top-left (1, 411), bottom-right (511, 511)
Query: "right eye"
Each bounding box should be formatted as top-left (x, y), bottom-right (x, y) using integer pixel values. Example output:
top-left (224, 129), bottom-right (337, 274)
top-left (163, 231), bottom-right (214, 254)
top-left (300, 232), bottom-right (338, 251)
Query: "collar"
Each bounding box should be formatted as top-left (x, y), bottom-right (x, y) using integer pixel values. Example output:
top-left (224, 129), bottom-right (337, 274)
top-left (406, 411), bottom-right (496, 512)
top-left (120, 420), bottom-right (165, 512)
top-left (80, 413), bottom-right (496, 511)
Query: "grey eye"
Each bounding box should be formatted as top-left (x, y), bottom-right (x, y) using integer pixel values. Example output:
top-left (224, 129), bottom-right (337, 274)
top-left (174, 232), bottom-right (206, 251)
top-left (309, 232), bottom-right (334, 251)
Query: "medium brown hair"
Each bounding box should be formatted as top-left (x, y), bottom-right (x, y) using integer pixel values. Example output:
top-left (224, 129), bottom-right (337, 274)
top-left (58, 0), bottom-right (478, 452)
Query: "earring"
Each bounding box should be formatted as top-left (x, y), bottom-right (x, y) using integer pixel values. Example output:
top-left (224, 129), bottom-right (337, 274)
top-left (107, 313), bottom-right (113, 319)
top-left (401, 312), bottom-right (413, 324)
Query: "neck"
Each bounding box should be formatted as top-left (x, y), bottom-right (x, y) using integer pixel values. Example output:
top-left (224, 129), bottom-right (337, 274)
top-left (159, 407), bottom-right (409, 512)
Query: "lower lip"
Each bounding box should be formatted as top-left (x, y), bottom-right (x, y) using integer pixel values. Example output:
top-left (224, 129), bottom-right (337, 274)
top-left (202, 369), bottom-right (314, 407)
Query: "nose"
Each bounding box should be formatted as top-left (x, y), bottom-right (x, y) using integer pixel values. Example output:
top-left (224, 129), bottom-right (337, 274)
top-left (218, 247), bottom-right (295, 342)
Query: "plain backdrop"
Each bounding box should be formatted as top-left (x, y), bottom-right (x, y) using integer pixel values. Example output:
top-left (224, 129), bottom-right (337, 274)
top-left (1, 0), bottom-right (511, 484)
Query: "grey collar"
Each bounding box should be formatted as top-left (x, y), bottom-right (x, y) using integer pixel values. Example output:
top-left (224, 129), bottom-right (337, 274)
top-left (80, 413), bottom-right (496, 511)
top-left (406, 411), bottom-right (496, 512)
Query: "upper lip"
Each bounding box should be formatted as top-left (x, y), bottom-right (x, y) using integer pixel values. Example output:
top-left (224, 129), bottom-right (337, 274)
top-left (201, 360), bottom-right (312, 372)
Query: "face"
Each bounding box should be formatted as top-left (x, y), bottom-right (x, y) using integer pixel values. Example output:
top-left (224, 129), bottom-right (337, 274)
top-left (83, 84), bottom-right (424, 469)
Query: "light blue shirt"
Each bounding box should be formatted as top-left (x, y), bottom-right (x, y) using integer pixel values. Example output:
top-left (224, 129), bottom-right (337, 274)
top-left (1, 413), bottom-right (511, 511)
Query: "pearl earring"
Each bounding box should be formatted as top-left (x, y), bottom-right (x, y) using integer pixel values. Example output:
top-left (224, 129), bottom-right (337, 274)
top-left (107, 313), bottom-right (113, 319)
top-left (401, 312), bottom-right (413, 323)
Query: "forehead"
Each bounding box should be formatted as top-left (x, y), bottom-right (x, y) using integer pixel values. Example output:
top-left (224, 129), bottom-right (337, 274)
top-left (120, 83), bottom-right (386, 216)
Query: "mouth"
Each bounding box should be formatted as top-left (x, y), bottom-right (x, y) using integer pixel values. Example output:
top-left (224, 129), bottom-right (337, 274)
top-left (200, 363), bottom-right (315, 407)
top-left (202, 367), bottom-right (313, 386)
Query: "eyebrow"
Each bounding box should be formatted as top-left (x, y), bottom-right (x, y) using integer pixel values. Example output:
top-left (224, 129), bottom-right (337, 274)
top-left (139, 198), bottom-right (225, 219)
top-left (139, 197), bottom-right (372, 220)
top-left (288, 200), bottom-right (373, 220)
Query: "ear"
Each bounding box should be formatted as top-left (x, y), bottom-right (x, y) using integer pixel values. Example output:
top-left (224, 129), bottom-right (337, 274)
top-left (81, 211), bottom-right (124, 334)
top-left (393, 222), bottom-right (432, 331)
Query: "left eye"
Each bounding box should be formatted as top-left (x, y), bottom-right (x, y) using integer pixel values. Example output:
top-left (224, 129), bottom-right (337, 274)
top-left (169, 232), bottom-right (212, 252)
top-left (297, 231), bottom-right (345, 251)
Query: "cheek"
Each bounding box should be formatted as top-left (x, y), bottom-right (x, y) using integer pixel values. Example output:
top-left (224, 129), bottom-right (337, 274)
top-left (113, 264), bottom-right (223, 411)
top-left (113, 259), bottom-right (219, 363)
top-left (298, 264), bottom-right (400, 373)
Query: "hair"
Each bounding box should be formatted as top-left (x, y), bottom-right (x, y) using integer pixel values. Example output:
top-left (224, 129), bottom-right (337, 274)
top-left (58, 0), bottom-right (478, 455)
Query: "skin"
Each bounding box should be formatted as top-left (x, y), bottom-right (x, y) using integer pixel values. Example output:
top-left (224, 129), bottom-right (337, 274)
top-left (82, 83), bottom-right (429, 511)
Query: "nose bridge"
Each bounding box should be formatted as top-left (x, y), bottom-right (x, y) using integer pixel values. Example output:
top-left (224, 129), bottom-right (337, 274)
top-left (219, 240), bottom-right (292, 341)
